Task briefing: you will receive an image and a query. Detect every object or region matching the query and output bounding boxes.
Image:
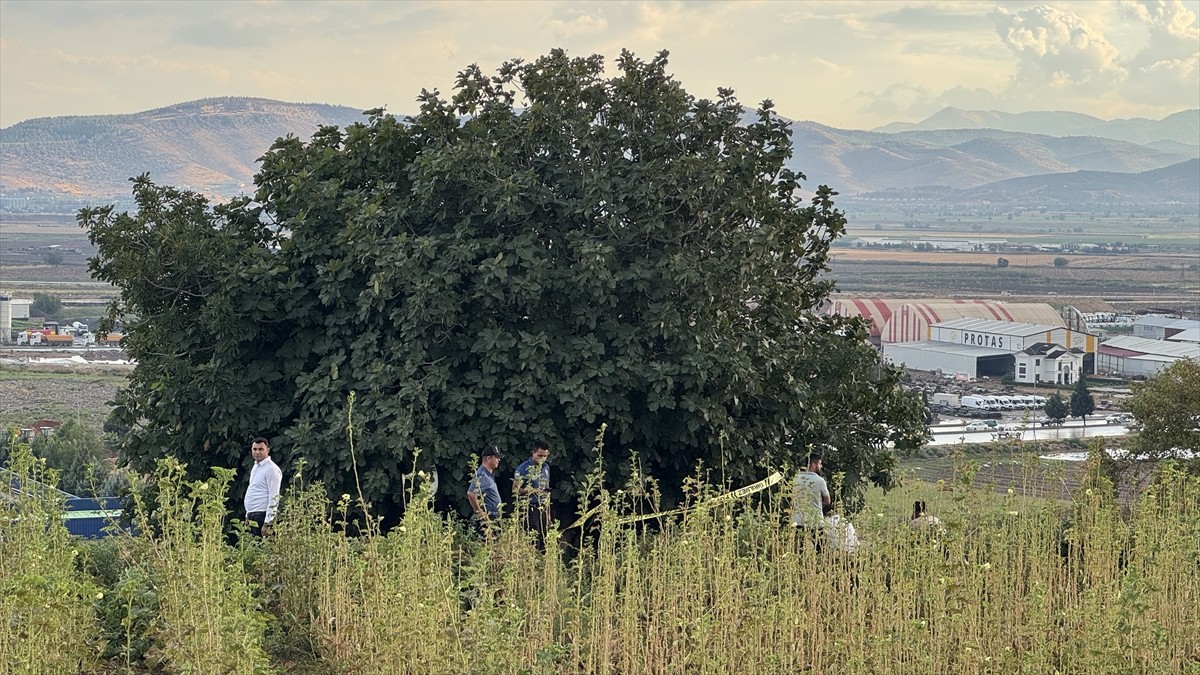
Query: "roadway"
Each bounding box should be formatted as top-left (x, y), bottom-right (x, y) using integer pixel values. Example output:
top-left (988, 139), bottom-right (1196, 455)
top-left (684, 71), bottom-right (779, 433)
top-left (928, 416), bottom-right (1130, 446)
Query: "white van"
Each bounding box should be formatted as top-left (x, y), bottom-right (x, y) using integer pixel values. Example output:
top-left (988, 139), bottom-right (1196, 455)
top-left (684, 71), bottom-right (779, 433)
top-left (961, 395), bottom-right (995, 411)
top-left (932, 393), bottom-right (959, 407)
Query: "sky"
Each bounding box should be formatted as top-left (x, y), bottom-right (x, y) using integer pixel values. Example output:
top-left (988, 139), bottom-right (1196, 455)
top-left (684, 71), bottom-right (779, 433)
top-left (1, 0), bottom-right (1198, 130)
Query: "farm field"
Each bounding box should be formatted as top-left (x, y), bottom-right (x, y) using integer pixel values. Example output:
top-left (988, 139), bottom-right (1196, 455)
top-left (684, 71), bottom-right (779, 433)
top-left (827, 209), bottom-right (1200, 301)
top-left (828, 253), bottom-right (1199, 300)
top-left (0, 366), bottom-right (127, 433)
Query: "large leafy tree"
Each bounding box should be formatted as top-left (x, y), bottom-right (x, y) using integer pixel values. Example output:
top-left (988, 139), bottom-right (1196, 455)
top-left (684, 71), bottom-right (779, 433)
top-left (81, 50), bottom-right (926, 518)
top-left (1126, 359), bottom-right (1200, 473)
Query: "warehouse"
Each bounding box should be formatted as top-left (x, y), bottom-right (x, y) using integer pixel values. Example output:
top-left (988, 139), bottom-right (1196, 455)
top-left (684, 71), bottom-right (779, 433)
top-left (882, 317), bottom-right (1097, 380)
top-left (1133, 316), bottom-right (1200, 341)
top-left (826, 297), bottom-right (1073, 347)
top-left (880, 301), bottom-right (1067, 344)
top-left (1096, 336), bottom-right (1200, 378)
top-left (882, 341), bottom-right (1013, 379)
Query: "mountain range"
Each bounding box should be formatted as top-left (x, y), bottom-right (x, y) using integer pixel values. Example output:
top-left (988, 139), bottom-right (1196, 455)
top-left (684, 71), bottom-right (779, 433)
top-left (874, 107), bottom-right (1199, 146)
top-left (1, 97), bottom-right (1197, 207)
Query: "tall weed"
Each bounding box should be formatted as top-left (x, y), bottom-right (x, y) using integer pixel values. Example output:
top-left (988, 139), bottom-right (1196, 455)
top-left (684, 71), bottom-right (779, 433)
top-left (0, 444), bottom-right (100, 674)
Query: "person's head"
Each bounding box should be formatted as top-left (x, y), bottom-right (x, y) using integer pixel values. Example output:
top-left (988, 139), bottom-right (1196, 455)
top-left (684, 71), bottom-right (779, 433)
top-left (807, 451), bottom-right (823, 473)
top-left (251, 437), bottom-right (270, 463)
top-left (912, 500), bottom-right (927, 520)
top-left (481, 445), bottom-right (501, 471)
top-left (531, 439), bottom-right (549, 464)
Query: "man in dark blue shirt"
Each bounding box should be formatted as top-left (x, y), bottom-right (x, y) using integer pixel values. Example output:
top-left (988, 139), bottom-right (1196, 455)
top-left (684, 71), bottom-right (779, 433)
top-left (513, 440), bottom-right (551, 550)
top-left (467, 445), bottom-right (502, 539)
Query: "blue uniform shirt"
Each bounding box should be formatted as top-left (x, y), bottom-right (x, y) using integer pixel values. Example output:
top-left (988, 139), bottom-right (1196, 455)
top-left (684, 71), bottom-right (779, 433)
top-left (514, 458), bottom-right (550, 506)
top-left (470, 465), bottom-right (501, 519)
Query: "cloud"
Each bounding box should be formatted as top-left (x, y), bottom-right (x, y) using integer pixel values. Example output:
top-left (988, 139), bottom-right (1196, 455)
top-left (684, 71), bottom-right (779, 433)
top-left (550, 11), bottom-right (609, 37)
top-left (47, 49), bottom-right (233, 81)
top-left (872, 5), bottom-right (991, 33)
top-left (855, 82), bottom-right (938, 119)
top-left (991, 6), bottom-right (1126, 91)
top-left (811, 56), bottom-right (851, 77)
top-left (1118, 0), bottom-right (1199, 96)
top-left (172, 18), bottom-right (276, 50)
top-left (1121, 0), bottom-right (1200, 39)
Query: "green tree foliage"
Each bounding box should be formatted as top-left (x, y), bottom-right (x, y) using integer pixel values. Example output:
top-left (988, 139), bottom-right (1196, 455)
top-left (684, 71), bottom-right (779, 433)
top-left (29, 419), bottom-right (110, 496)
top-left (1069, 375), bottom-right (1095, 423)
top-left (31, 292), bottom-right (63, 319)
top-left (1053, 257), bottom-right (1070, 268)
top-left (1126, 359), bottom-right (1200, 472)
top-left (1045, 394), bottom-right (1069, 422)
top-left (80, 50), bottom-right (927, 517)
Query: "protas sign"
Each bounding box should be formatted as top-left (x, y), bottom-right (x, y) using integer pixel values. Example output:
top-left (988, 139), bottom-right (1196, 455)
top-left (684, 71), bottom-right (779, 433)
top-left (953, 331), bottom-right (1009, 349)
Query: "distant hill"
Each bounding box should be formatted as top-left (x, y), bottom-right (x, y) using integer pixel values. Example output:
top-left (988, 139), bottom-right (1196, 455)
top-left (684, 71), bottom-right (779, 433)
top-left (782, 120), bottom-right (1195, 196)
top-left (0, 97), bottom-right (364, 198)
top-left (963, 158), bottom-right (1200, 205)
top-left (1, 97), bottom-right (1197, 206)
top-left (875, 107), bottom-right (1200, 146)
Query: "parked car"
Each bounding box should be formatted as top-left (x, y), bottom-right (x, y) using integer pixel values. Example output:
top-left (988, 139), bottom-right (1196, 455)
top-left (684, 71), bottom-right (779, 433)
top-left (1038, 417), bottom-right (1065, 427)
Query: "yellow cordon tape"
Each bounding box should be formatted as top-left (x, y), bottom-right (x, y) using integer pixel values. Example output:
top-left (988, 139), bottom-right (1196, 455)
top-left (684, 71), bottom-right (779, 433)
top-left (565, 471), bottom-right (784, 530)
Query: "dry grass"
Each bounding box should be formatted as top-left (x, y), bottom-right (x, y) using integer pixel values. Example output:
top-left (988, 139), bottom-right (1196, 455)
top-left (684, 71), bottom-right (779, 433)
top-left (4, 444), bottom-right (1199, 674)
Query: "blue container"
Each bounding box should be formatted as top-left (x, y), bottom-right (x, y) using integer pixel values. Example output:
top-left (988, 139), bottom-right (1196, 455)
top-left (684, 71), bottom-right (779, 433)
top-left (64, 496), bottom-right (127, 538)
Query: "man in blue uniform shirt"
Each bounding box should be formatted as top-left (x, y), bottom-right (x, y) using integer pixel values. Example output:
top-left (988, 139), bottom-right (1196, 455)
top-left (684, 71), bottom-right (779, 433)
top-left (467, 445), bottom-right (502, 539)
top-left (513, 440), bottom-right (551, 550)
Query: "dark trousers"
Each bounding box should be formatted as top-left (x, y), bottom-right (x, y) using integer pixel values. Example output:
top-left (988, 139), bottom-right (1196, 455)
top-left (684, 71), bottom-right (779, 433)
top-left (796, 526), bottom-right (824, 555)
top-left (246, 511), bottom-right (267, 536)
top-left (524, 502), bottom-right (550, 551)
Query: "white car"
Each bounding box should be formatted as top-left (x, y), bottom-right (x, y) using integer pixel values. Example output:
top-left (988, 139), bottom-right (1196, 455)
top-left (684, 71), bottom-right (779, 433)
top-left (964, 421), bottom-right (990, 432)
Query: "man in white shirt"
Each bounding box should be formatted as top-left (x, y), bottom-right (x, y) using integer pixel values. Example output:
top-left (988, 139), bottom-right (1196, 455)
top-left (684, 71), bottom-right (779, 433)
top-left (244, 436), bottom-right (282, 536)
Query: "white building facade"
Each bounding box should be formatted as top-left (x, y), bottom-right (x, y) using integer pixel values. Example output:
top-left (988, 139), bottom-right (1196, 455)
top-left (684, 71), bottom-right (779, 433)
top-left (1013, 343), bottom-right (1085, 385)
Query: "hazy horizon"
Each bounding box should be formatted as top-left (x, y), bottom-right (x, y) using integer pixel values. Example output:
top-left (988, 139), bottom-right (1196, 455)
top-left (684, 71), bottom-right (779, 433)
top-left (2, 1), bottom-right (1198, 131)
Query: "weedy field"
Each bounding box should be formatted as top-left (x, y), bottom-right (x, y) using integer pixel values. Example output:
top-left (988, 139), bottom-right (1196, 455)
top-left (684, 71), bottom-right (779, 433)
top-left (2, 442), bottom-right (1197, 675)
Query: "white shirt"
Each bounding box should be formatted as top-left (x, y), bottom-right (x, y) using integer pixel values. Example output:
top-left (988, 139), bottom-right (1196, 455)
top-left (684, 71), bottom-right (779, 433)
top-left (825, 514), bottom-right (860, 553)
top-left (244, 456), bottom-right (283, 523)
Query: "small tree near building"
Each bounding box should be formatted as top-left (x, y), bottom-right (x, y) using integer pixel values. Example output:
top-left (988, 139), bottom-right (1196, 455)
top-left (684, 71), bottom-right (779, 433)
top-left (1053, 257), bottom-right (1070, 268)
top-left (1044, 394), bottom-right (1069, 423)
top-left (1070, 376), bottom-right (1095, 426)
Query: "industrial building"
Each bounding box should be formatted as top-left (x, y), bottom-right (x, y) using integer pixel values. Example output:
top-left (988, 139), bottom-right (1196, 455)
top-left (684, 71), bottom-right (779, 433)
top-left (1133, 316), bottom-right (1200, 341)
top-left (826, 298), bottom-right (1080, 347)
top-left (1096, 336), bottom-right (1200, 378)
top-left (882, 317), bottom-right (1097, 380)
